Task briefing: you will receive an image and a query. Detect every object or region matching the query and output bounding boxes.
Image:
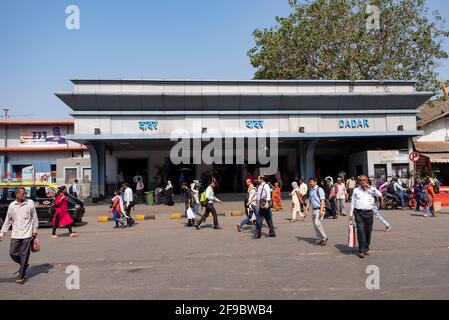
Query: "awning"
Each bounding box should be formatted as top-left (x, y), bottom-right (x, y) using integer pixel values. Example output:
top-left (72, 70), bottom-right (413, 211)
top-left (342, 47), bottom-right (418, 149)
top-left (421, 153), bottom-right (449, 163)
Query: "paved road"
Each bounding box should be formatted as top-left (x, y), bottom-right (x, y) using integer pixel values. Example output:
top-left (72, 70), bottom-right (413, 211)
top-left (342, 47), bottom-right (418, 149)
top-left (0, 201), bottom-right (448, 299)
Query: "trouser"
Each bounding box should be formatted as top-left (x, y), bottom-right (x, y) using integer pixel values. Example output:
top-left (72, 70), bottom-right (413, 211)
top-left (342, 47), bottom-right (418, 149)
top-left (394, 191), bottom-right (405, 207)
top-left (197, 203), bottom-right (219, 227)
top-left (327, 199), bottom-right (337, 218)
top-left (372, 206), bottom-right (390, 228)
top-left (415, 193), bottom-right (421, 210)
top-left (354, 209), bottom-right (374, 253)
top-left (291, 201), bottom-right (304, 220)
top-left (241, 204), bottom-right (257, 227)
top-left (255, 207), bottom-right (275, 237)
top-left (312, 209), bottom-right (327, 240)
top-left (10, 238), bottom-right (32, 279)
top-left (348, 188), bottom-right (354, 201)
top-left (336, 199), bottom-right (345, 215)
top-left (113, 209), bottom-right (124, 227)
top-left (52, 215), bottom-right (73, 235)
top-left (125, 202), bottom-right (134, 226)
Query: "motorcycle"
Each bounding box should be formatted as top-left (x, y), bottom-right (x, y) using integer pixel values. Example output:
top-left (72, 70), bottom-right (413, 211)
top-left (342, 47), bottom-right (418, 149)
top-left (382, 189), bottom-right (413, 210)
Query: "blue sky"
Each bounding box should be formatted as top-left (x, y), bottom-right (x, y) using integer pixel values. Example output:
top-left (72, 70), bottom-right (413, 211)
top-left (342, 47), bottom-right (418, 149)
top-left (0, 0), bottom-right (448, 120)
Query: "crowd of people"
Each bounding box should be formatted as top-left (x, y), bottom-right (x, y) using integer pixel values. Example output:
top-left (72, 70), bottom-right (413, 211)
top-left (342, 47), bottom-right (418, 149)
top-left (0, 170), bottom-right (440, 284)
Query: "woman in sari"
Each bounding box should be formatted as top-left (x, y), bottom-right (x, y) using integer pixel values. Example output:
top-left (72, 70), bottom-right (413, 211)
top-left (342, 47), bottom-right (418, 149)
top-left (290, 181), bottom-right (304, 222)
top-left (272, 182), bottom-right (283, 211)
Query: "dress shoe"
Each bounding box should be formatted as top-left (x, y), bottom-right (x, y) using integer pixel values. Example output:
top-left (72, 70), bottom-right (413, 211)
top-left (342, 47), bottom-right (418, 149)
top-left (253, 234), bottom-right (262, 239)
top-left (16, 277), bottom-right (26, 284)
top-left (321, 237), bottom-right (328, 246)
top-left (364, 251), bottom-right (370, 256)
top-left (314, 240), bottom-right (324, 246)
top-left (356, 252), bottom-right (365, 259)
top-left (213, 226), bottom-right (222, 230)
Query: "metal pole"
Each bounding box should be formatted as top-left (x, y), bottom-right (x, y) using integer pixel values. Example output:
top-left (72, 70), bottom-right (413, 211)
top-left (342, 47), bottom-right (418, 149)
top-left (2, 108), bottom-right (9, 181)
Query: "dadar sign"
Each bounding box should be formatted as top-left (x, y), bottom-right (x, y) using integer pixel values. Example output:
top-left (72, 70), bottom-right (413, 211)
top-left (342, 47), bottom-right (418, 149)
top-left (338, 119), bottom-right (369, 129)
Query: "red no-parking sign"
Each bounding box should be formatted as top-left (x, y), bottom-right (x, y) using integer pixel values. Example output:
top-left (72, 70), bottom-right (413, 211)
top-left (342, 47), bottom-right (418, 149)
top-left (409, 152), bottom-right (420, 162)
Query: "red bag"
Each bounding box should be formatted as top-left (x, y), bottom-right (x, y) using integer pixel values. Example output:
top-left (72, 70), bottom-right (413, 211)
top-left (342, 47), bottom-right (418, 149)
top-left (348, 223), bottom-right (357, 248)
top-left (31, 237), bottom-right (41, 253)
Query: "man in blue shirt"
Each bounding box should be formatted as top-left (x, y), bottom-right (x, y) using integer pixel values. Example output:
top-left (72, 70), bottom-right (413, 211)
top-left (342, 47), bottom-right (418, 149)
top-left (305, 177), bottom-right (328, 246)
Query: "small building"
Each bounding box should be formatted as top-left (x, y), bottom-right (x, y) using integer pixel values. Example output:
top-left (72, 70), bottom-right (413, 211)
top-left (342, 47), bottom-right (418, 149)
top-left (0, 120), bottom-right (91, 198)
top-left (414, 99), bottom-right (449, 184)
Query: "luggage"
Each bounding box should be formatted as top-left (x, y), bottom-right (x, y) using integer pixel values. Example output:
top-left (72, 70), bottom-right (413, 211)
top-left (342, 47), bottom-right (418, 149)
top-left (200, 191), bottom-right (207, 207)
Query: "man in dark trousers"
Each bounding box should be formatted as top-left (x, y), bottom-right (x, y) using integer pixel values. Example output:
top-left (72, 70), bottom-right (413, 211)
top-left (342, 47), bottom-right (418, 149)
top-left (195, 178), bottom-right (222, 230)
top-left (349, 175), bottom-right (382, 258)
top-left (254, 175), bottom-right (276, 239)
top-left (0, 187), bottom-right (39, 284)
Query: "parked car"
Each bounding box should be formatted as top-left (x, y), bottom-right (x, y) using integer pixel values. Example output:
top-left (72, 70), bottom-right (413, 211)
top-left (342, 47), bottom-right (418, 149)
top-left (0, 182), bottom-right (85, 228)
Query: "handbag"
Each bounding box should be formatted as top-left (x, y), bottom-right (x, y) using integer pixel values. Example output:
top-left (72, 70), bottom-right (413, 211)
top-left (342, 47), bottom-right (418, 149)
top-left (348, 223), bottom-right (357, 248)
top-left (31, 237), bottom-right (41, 253)
top-left (186, 207), bottom-right (195, 219)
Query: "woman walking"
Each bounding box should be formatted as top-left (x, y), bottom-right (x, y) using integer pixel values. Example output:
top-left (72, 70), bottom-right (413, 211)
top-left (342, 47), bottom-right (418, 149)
top-left (52, 186), bottom-right (78, 238)
top-left (164, 180), bottom-right (174, 206)
top-left (290, 181), bottom-right (304, 222)
top-left (111, 190), bottom-right (125, 229)
top-left (272, 182), bottom-right (283, 211)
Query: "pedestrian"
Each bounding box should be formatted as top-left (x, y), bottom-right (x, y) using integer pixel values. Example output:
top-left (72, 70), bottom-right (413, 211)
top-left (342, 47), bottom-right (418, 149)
top-left (304, 178), bottom-right (328, 246)
top-left (346, 176), bottom-right (356, 202)
top-left (190, 180), bottom-right (201, 216)
top-left (272, 182), bottom-right (283, 211)
top-left (254, 175), bottom-right (276, 239)
top-left (178, 173), bottom-right (186, 195)
top-left (111, 190), bottom-right (125, 229)
top-left (0, 187), bottom-right (39, 284)
top-left (69, 179), bottom-right (79, 199)
top-left (349, 175), bottom-right (382, 259)
top-left (180, 182), bottom-right (196, 227)
top-left (334, 177), bottom-right (347, 216)
top-left (164, 180), bottom-right (174, 206)
top-left (375, 176), bottom-right (385, 191)
top-left (290, 181), bottom-right (304, 222)
top-left (298, 178), bottom-right (308, 216)
top-left (195, 178), bottom-right (223, 230)
top-left (122, 183), bottom-right (135, 227)
top-left (413, 177), bottom-right (424, 211)
top-left (424, 179), bottom-right (436, 217)
top-left (52, 186), bottom-right (78, 238)
top-left (135, 177), bottom-right (145, 203)
top-left (275, 169), bottom-right (283, 191)
top-left (237, 179), bottom-right (258, 232)
top-left (368, 180), bottom-right (392, 232)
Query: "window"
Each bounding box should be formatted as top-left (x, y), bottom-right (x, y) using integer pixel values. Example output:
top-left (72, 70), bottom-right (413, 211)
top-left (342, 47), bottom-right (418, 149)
top-left (83, 168), bottom-right (91, 183)
top-left (65, 168), bottom-right (78, 184)
top-left (392, 164), bottom-right (409, 179)
top-left (374, 164), bottom-right (387, 179)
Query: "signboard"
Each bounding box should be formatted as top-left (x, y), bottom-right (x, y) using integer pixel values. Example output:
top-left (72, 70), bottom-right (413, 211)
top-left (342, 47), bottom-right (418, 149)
top-left (20, 126), bottom-right (67, 147)
top-left (245, 120), bottom-right (264, 129)
top-left (409, 152), bottom-right (420, 162)
top-left (21, 166), bottom-right (34, 182)
top-left (138, 121), bottom-right (158, 131)
top-left (338, 119), bottom-right (369, 129)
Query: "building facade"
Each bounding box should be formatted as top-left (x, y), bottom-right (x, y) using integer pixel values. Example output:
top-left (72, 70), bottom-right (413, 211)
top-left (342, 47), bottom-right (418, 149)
top-left (0, 120), bottom-right (91, 197)
top-left (56, 79), bottom-right (432, 197)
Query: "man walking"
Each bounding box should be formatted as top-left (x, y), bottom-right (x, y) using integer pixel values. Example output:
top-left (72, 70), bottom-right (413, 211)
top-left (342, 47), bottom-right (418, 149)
top-left (334, 177), bottom-right (347, 216)
top-left (346, 176), bottom-right (356, 202)
top-left (305, 178), bottom-right (328, 246)
top-left (122, 183), bottom-right (135, 227)
top-left (0, 187), bottom-right (39, 284)
top-left (195, 178), bottom-right (222, 230)
top-left (69, 179), bottom-right (79, 199)
top-left (254, 175), bottom-right (276, 239)
top-left (350, 175), bottom-right (382, 258)
top-left (298, 178), bottom-right (308, 215)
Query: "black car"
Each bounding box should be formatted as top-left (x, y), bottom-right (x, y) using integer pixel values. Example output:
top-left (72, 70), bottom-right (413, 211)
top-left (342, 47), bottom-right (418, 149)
top-left (0, 184), bottom-right (85, 228)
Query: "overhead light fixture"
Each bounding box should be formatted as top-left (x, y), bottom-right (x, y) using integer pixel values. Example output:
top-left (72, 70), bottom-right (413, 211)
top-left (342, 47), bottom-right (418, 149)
top-left (94, 128), bottom-right (101, 135)
top-left (202, 127), bottom-right (207, 133)
top-left (397, 125), bottom-right (404, 131)
top-left (299, 127), bottom-right (305, 133)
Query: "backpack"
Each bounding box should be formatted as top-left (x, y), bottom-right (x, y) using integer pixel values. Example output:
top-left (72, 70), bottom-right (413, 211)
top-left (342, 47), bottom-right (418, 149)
top-left (200, 191), bottom-right (207, 207)
top-left (69, 185), bottom-right (74, 195)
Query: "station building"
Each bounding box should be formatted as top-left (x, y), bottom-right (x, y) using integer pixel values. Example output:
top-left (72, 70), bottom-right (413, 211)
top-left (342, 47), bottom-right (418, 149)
top-left (55, 79), bottom-right (432, 197)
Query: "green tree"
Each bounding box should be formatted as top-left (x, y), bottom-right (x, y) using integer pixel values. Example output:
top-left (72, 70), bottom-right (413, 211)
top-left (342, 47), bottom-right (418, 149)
top-left (248, 0), bottom-right (449, 92)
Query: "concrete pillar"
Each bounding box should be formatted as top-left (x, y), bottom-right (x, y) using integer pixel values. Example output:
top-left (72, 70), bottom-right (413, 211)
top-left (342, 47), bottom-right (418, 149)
top-left (86, 142), bottom-right (106, 199)
top-left (305, 140), bottom-right (318, 179)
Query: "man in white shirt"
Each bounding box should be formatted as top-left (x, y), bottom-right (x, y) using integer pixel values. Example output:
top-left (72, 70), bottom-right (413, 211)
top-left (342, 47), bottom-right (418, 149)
top-left (195, 178), bottom-right (222, 230)
top-left (254, 175), bottom-right (276, 239)
top-left (349, 175), bottom-right (382, 259)
top-left (122, 183), bottom-right (135, 227)
top-left (69, 179), bottom-right (79, 199)
top-left (298, 178), bottom-right (308, 215)
top-left (0, 187), bottom-right (38, 284)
